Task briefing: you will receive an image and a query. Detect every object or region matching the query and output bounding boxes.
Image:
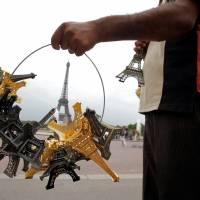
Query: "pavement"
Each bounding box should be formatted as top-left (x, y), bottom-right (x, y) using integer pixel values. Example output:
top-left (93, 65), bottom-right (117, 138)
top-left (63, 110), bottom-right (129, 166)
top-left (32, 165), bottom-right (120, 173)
top-left (0, 140), bottom-right (144, 200)
top-left (0, 179), bottom-right (142, 200)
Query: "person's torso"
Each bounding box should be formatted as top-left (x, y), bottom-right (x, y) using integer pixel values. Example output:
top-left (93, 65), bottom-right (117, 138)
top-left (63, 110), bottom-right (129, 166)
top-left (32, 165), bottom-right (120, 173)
top-left (139, 0), bottom-right (199, 113)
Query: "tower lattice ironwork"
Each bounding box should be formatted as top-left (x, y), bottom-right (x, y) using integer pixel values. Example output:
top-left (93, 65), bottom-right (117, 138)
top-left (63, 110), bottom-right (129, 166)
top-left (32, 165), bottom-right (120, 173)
top-left (57, 62), bottom-right (72, 124)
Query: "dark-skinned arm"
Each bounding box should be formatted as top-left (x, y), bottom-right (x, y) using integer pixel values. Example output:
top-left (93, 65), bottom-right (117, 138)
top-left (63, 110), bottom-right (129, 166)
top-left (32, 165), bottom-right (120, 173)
top-left (51, 0), bottom-right (199, 56)
top-left (94, 0), bottom-right (199, 42)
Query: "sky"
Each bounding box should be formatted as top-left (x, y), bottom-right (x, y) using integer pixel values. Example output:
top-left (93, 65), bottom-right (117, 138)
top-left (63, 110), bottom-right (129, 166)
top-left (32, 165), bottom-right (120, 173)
top-left (0, 0), bottom-right (157, 126)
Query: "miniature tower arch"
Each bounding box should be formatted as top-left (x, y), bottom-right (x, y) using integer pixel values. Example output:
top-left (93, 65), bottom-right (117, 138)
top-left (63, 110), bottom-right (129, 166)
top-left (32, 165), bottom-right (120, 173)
top-left (57, 62), bottom-right (72, 124)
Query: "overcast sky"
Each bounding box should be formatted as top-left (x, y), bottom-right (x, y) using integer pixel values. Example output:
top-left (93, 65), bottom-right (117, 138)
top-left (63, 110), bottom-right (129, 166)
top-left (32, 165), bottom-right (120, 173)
top-left (0, 0), bottom-right (158, 126)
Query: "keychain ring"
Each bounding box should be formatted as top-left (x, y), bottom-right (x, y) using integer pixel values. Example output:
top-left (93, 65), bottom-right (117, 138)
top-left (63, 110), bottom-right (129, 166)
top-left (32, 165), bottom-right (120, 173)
top-left (12, 44), bottom-right (105, 121)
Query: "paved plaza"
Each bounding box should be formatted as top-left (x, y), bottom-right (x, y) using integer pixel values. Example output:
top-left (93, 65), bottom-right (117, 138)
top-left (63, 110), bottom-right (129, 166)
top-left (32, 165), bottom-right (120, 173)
top-left (0, 139), bottom-right (143, 200)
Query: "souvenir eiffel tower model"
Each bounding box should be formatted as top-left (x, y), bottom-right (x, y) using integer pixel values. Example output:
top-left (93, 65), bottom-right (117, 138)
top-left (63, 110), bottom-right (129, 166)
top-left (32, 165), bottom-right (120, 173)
top-left (116, 53), bottom-right (145, 97)
top-left (116, 53), bottom-right (144, 87)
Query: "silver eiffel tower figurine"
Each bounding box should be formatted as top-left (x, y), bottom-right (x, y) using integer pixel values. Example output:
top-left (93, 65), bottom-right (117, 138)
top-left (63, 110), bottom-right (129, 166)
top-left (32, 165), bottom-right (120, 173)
top-left (116, 53), bottom-right (144, 87)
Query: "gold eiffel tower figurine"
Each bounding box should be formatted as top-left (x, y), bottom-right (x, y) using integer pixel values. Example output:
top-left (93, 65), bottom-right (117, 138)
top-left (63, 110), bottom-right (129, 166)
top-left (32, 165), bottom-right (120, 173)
top-left (0, 69), bottom-right (36, 101)
top-left (26, 102), bottom-right (119, 182)
top-left (48, 102), bottom-right (119, 182)
top-left (0, 71), bottom-right (26, 98)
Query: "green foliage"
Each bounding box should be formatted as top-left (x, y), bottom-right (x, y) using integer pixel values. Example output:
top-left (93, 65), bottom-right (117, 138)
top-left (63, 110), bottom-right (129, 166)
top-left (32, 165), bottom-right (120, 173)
top-left (128, 123), bottom-right (136, 130)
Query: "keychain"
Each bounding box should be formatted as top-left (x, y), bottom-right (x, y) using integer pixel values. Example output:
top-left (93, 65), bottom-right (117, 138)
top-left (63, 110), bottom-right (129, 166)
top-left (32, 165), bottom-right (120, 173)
top-left (0, 44), bottom-right (120, 189)
top-left (116, 52), bottom-right (144, 97)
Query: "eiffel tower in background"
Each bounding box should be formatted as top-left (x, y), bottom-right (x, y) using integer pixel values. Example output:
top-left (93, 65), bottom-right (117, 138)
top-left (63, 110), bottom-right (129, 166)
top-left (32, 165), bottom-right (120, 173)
top-left (57, 61), bottom-right (72, 124)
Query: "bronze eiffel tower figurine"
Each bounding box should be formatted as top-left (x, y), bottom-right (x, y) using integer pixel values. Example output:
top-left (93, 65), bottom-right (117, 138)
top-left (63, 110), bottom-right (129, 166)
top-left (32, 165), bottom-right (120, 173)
top-left (116, 53), bottom-right (144, 87)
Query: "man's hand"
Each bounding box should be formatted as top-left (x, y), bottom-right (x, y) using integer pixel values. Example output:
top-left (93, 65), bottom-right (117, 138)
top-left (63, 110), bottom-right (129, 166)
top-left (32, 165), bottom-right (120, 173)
top-left (134, 41), bottom-right (149, 56)
top-left (51, 22), bottom-right (99, 56)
